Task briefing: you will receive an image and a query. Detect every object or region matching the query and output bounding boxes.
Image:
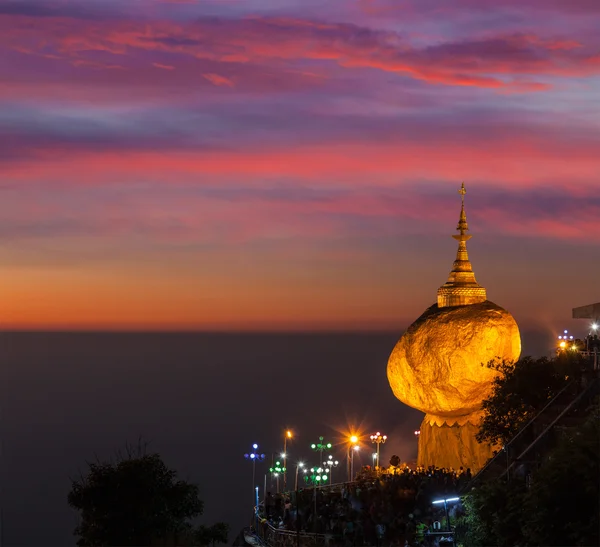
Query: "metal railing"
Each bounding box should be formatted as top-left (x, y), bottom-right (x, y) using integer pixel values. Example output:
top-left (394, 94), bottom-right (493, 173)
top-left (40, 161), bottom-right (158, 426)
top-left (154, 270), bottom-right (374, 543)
top-left (465, 378), bottom-right (577, 490)
top-left (501, 375), bottom-right (599, 479)
top-left (253, 505), bottom-right (330, 547)
top-left (465, 370), bottom-right (599, 490)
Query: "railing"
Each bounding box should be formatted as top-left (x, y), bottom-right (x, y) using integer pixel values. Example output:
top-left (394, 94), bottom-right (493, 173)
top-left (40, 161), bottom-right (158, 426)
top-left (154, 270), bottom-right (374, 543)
top-left (501, 375), bottom-right (599, 479)
top-left (253, 505), bottom-right (331, 547)
top-left (465, 377), bottom-right (577, 490)
top-left (465, 369), bottom-right (599, 491)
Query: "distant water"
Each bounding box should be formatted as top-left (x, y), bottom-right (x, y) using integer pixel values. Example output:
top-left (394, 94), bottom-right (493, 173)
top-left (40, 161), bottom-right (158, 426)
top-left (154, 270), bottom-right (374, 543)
top-left (0, 330), bottom-right (550, 546)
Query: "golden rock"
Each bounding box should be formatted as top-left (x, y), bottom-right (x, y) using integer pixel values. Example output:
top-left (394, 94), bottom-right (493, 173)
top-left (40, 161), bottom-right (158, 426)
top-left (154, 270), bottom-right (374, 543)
top-left (417, 416), bottom-right (495, 471)
top-left (387, 300), bottom-right (521, 419)
top-left (387, 183), bottom-right (521, 424)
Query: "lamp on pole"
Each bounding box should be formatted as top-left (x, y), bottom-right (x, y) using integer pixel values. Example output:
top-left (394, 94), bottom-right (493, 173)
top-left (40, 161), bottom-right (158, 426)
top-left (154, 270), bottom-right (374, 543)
top-left (347, 435), bottom-right (359, 481)
top-left (324, 455), bottom-right (339, 485)
top-left (309, 436), bottom-right (332, 535)
top-left (283, 430), bottom-right (293, 491)
top-left (294, 462), bottom-right (305, 491)
top-left (306, 466), bottom-right (329, 485)
top-left (269, 460), bottom-right (286, 494)
top-left (310, 436), bottom-right (332, 465)
top-left (370, 432), bottom-right (387, 471)
top-left (244, 443), bottom-right (265, 529)
top-left (432, 497), bottom-right (460, 533)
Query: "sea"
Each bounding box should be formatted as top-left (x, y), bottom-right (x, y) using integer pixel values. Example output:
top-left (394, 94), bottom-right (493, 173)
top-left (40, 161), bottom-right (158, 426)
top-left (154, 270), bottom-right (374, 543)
top-left (0, 330), bottom-right (550, 546)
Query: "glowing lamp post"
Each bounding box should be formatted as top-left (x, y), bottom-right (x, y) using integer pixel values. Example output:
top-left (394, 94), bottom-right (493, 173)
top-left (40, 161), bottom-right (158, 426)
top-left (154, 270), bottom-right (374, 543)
top-left (324, 455), bottom-right (339, 485)
top-left (558, 330), bottom-right (575, 352)
top-left (244, 443), bottom-right (265, 529)
top-left (369, 432), bottom-right (387, 471)
top-left (294, 462), bottom-right (305, 491)
top-left (347, 435), bottom-right (359, 481)
top-left (432, 497), bottom-right (460, 532)
top-left (306, 466), bottom-right (329, 485)
top-left (309, 436), bottom-right (332, 535)
top-left (283, 430), bottom-right (293, 491)
top-left (310, 436), bottom-right (332, 464)
top-left (269, 460), bottom-right (286, 494)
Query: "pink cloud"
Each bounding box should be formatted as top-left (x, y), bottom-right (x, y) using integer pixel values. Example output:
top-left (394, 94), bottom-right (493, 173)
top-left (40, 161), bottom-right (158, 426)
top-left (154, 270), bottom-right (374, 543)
top-left (202, 72), bottom-right (234, 87)
top-left (153, 62), bottom-right (175, 70)
top-left (1, 13), bottom-right (599, 92)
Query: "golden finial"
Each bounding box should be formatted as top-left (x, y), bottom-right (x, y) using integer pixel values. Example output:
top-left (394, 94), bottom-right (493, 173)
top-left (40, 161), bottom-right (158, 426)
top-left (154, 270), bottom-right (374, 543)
top-left (456, 182), bottom-right (468, 236)
top-left (437, 182), bottom-right (486, 307)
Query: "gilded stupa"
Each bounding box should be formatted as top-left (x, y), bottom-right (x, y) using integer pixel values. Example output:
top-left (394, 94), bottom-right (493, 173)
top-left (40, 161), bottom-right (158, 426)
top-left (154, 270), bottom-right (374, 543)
top-left (387, 184), bottom-right (521, 471)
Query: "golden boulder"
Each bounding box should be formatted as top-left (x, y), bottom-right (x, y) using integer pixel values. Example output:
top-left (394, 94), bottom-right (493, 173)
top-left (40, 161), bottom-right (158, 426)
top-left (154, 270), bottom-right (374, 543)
top-left (387, 300), bottom-right (521, 420)
top-left (386, 184), bottom-right (522, 471)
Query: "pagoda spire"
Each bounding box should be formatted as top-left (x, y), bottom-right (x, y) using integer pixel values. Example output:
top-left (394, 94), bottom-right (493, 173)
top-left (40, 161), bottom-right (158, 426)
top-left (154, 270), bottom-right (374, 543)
top-left (437, 183), bottom-right (487, 308)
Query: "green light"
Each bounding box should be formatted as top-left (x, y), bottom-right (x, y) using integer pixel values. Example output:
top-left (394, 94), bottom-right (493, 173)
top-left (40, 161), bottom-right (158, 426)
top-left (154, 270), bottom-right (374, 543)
top-left (326, 443), bottom-right (332, 448)
top-left (311, 444), bottom-right (316, 449)
top-left (316, 476), bottom-right (321, 481)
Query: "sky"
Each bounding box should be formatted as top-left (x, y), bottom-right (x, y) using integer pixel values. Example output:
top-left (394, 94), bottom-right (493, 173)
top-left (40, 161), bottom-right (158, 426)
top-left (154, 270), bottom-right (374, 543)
top-left (0, 0), bottom-right (599, 334)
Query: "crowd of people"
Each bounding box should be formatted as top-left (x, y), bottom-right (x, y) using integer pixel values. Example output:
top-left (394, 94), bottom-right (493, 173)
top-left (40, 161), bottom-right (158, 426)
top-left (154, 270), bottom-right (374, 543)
top-left (257, 464), bottom-right (470, 546)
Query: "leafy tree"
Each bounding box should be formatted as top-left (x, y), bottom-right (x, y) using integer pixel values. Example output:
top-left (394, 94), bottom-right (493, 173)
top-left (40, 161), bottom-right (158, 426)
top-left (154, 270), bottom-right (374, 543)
top-left (459, 479), bottom-right (526, 547)
top-left (476, 354), bottom-right (583, 447)
top-left (68, 445), bottom-right (227, 546)
top-left (461, 402), bottom-right (599, 547)
top-left (196, 523), bottom-right (229, 547)
top-left (522, 403), bottom-right (599, 547)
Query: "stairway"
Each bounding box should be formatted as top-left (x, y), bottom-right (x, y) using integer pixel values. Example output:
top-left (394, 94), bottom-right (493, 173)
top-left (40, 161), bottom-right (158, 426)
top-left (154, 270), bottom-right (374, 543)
top-left (464, 370), bottom-right (599, 491)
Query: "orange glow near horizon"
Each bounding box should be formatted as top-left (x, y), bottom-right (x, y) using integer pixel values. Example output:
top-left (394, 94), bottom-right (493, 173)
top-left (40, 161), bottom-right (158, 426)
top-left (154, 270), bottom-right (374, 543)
top-left (0, 2), bottom-right (598, 333)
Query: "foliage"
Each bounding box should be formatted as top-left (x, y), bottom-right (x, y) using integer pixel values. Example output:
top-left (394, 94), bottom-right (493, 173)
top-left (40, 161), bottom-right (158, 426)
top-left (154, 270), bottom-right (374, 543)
top-left (196, 522), bottom-right (229, 547)
top-left (68, 445), bottom-right (227, 546)
top-left (522, 402), bottom-right (600, 547)
top-left (389, 454), bottom-right (400, 467)
top-left (461, 402), bottom-right (600, 547)
top-left (476, 354), bottom-right (583, 447)
top-left (459, 480), bottom-right (526, 547)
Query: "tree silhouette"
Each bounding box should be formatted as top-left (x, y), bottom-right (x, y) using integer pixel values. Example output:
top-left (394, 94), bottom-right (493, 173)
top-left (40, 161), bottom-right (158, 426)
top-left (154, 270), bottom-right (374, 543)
top-left (68, 444), bottom-right (227, 546)
top-left (477, 354), bottom-right (583, 446)
top-left (389, 454), bottom-right (400, 467)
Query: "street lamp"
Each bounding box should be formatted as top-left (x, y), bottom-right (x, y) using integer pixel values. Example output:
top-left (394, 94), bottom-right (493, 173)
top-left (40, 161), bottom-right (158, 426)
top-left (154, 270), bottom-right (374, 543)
top-left (349, 445), bottom-right (360, 481)
top-left (294, 462), bottom-right (305, 491)
top-left (269, 460), bottom-right (286, 493)
top-left (283, 430), bottom-right (293, 491)
top-left (369, 432), bottom-right (387, 470)
top-left (310, 436), bottom-right (332, 465)
top-left (244, 444), bottom-right (265, 529)
top-left (432, 497), bottom-right (460, 532)
top-left (324, 455), bottom-right (339, 485)
top-left (347, 435), bottom-right (359, 481)
top-left (307, 466), bottom-right (329, 485)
